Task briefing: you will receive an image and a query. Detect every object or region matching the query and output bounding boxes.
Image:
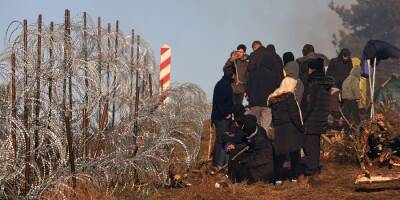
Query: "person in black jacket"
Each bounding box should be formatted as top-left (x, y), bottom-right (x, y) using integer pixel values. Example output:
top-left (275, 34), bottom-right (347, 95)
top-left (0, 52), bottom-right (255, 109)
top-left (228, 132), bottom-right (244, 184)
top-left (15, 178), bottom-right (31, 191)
top-left (211, 67), bottom-right (235, 169)
top-left (296, 44), bottom-right (330, 86)
top-left (248, 41), bottom-right (284, 80)
top-left (223, 104), bottom-right (249, 182)
top-left (266, 44), bottom-right (284, 80)
top-left (235, 115), bottom-right (275, 183)
top-left (246, 41), bottom-right (281, 134)
top-left (326, 48), bottom-right (352, 90)
top-left (267, 76), bottom-right (304, 183)
top-left (301, 58), bottom-right (334, 177)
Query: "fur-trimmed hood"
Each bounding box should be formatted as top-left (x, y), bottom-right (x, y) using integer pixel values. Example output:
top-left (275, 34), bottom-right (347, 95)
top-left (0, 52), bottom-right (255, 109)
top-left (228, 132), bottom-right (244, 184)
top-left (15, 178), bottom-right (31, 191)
top-left (267, 92), bottom-right (294, 105)
top-left (267, 77), bottom-right (297, 105)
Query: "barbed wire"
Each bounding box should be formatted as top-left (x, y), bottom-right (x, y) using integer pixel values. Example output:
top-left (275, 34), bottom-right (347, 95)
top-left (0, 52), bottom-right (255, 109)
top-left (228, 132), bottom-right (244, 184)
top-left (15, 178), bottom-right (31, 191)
top-left (0, 11), bottom-right (210, 199)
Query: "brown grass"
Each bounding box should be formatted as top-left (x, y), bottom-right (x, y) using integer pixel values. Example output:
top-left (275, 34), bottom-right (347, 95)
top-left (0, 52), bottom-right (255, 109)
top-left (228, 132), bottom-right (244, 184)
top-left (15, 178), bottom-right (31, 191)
top-left (153, 121), bottom-right (400, 200)
top-left (47, 121), bottom-right (400, 199)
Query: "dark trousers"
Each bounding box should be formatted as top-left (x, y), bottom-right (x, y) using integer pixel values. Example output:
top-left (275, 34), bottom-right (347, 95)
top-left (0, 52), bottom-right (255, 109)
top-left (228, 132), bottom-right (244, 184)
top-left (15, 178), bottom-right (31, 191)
top-left (274, 150), bottom-right (301, 180)
top-left (303, 134), bottom-right (321, 176)
top-left (212, 120), bottom-right (229, 167)
top-left (342, 99), bottom-right (360, 129)
top-left (233, 93), bottom-right (244, 105)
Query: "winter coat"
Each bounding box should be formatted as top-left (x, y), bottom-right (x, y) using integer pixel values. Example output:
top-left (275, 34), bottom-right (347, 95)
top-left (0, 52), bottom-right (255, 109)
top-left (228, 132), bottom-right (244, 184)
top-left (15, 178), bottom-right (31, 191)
top-left (246, 66), bottom-right (280, 107)
top-left (227, 147), bottom-right (249, 182)
top-left (236, 126), bottom-right (274, 183)
top-left (326, 49), bottom-right (353, 90)
top-left (211, 75), bottom-right (233, 122)
top-left (266, 47), bottom-right (284, 81)
top-left (342, 66), bottom-right (361, 100)
top-left (301, 71), bottom-right (334, 135)
top-left (248, 46), bottom-right (284, 81)
top-left (284, 61), bottom-right (304, 101)
top-left (223, 55), bottom-right (249, 94)
top-left (247, 46), bottom-right (265, 72)
top-left (296, 52), bottom-right (330, 86)
top-left (268, 92), bottom-right (304, 154)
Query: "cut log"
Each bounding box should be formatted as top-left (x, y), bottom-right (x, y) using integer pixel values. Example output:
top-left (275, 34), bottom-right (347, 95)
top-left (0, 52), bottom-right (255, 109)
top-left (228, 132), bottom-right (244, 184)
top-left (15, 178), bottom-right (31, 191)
top-left (355, 174), bottom-right (400, 184)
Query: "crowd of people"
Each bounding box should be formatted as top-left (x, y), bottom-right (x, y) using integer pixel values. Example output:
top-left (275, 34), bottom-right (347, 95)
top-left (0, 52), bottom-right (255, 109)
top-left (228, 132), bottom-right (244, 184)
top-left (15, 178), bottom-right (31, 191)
top-left (211, 41), bottom-right (363, 184)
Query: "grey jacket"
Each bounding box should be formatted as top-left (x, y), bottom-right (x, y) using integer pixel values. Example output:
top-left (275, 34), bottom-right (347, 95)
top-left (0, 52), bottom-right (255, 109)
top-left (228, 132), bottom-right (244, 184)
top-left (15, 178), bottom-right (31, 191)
top-left (342, 67), bottom-right (361, 100)
top-left (284, 61), bottom-right (304, 101)
top-left (223, 55), bottom-right (249, 94)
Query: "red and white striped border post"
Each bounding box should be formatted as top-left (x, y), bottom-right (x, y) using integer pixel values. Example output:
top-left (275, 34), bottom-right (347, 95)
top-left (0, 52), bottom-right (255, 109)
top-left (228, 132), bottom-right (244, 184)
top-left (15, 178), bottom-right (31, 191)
top-left (160, 44), bottom-right (171, 92)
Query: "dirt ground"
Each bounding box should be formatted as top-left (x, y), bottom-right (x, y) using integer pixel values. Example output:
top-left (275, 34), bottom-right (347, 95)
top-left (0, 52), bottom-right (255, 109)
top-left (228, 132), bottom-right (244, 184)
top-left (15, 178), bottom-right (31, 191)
top-left (152, 122), bottom-right (400, 200)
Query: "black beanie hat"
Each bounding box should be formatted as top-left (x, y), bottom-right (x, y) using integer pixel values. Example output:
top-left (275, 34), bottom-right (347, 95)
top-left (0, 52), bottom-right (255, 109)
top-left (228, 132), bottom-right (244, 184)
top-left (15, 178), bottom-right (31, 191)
top-left (308, 58), bottom-right (324, 70)
top-left (242, 115), bottom-right (258, 135)
top-left (283, 52), bottom-right (295, 66)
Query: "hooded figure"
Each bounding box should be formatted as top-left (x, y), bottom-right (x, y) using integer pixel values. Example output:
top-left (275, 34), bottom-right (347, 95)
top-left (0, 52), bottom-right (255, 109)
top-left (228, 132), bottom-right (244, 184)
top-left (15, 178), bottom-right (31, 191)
top-left (235, 115), bottom-right (274, 183)
top-left (341, 66), bottom-right (361, 127)
top-left (342, 66), bottom-right (361, 101)
top-left (326, 48), bottom-right (353, 90)
top-left (267, 76), bottom-right (304, 182)
top-left (353, 57), bottom-right (369, 110)
top-left (283, 52), bottom-right (304, 101)
top-left (301, 58), bottom-right (334, 176)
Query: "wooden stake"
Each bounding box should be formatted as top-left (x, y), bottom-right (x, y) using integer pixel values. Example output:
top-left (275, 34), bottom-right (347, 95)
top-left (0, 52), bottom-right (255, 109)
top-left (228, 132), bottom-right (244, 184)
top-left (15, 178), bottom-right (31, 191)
top-left (111, 20), bottom-right (118, 128)
top-left (133, 70), bottom-right (139, 156)
top-left (34, 14), bottom-right (42, 161)
top-left (11, 53), bottom-right (17, 159)
top-left (64, 9), bottom-right (76, 189)
top-left (23, 18), bottom-right (31, 193)
top-left (97, 17), bottom-right (102, 127)
top-left (148, 74), bottom-right (153, 97)
top-left (83, 12), bottom-right (89, 158)
top-left (48, 22), bottom-right (54, 130)
top-left (208, 123), bottom-right (213, 161)
top-left (130, 29), bottom-right (134, 119)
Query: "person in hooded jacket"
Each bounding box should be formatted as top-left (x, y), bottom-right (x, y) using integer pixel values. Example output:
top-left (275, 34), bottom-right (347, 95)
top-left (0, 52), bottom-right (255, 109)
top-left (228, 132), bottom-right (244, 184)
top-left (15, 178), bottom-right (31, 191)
top-left (211, 67), bottom-right (235, 169)
top-left (301, 58), bottom-right (334, 177)
top-left (283, 52), bottom-right (304, 101)
top-left (223, 44), bottom-right (249, 105)
top-left (267, 74), bottom-right (304, 183)
top-left (326, 48), bottom-right (353, 90)
top-left (341, 66), bottom-right (361, 129)
top-left (296, 44), bottom-right (330, 86)
top-left (235, 115), bottom-right (275, 183)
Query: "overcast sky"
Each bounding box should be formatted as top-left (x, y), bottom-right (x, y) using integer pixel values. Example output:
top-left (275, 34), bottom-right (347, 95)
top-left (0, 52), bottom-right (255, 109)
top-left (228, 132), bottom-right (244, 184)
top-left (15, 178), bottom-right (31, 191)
top-left (0, 0), bottom-right (354, 99)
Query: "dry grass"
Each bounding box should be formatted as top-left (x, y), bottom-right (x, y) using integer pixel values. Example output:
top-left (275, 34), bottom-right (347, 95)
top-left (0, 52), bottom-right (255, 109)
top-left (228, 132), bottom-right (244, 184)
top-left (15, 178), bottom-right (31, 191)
top-left (153, 121), bottom-right (400, 200)
top-left (50, 121), bottom-right (400, 199)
